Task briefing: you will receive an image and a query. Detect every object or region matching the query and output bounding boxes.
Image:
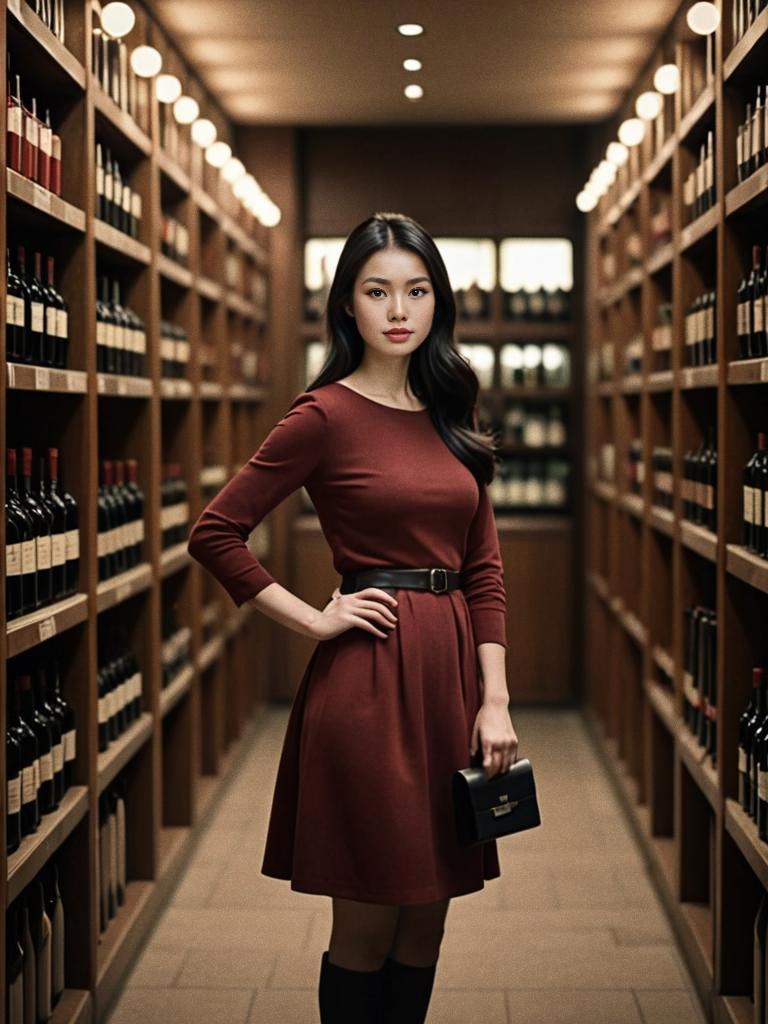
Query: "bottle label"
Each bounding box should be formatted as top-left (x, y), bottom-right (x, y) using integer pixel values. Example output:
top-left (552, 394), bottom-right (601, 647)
top-left (31, 301), bottom-right (44, 334)
top-left (39, 124), bottom-right (52, 157)
top-left (97, 531), bottom-right (108, 558)
top-left (98, 694), bottom-right (108, 725)
top-left (135, 518), bottom-right (145, 543)
top-left (745, 485), bottom-right (754, 524)
top-left (106, 321), bottom-right (115, 349)
top-left (8, 773), bottom-right (21, 816)
top-left (64, 728), bottom-right (76, 763)
top-left (755, 299), bottom-right (765, 333)
top-left (8, 294), bottom-right (24, 327)
top-left (66, 528), bottom-right (79, 561)
top-left (122, 184), bottom-right (131, 213)
top-left (136, 329), bottom-right (147, 354)
top-left (51, 531), bottom-right (66, 567)
top-left (739, 747), bottom-right (747, 774)
top-left (52, 740), bottom-right (63, 774)
top-left (759, 768), bottom-right (768, 802)
top-left (6, 542), bottom-right (21, 576)
top-left (56, 309), bottom-right (67, 339)
top-left (33, 755), bottom-right (39, 793)
top-left (96, 164), bottom-right (104, 198)
top-left (752, 113), bottom-right (762, 157)
top-left (738, 301), bottom-right (746, 336)
top-left (37, 533), bottom-right (51, 570)
top-left (105, 171), bottom-right (113, 201)
top-left (8, 104), bottom-right (22, 136)
top-left (40, 750), bottom-right (53, 783)
top-left (25, 114), bottom-right (38, 147)
top-left (97, 320), bottom-right (106, 346)
top-left (21, 765), bottom-right (35, 805)
top-left (106, 688), bottom-right (115, 721)
top-left (21, 538), bottom-right (36, 574)
top-left (132, 191), bottom-right (142, 219)
top-left (46, 305), bottom-right (57, 337)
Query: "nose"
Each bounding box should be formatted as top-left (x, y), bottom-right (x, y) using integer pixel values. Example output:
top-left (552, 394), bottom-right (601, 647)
top-left (388, 295), bottom-right (407, 321)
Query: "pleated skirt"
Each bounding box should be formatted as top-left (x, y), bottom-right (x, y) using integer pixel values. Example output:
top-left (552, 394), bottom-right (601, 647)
top-left (259, 586), bottom-right (501, 905)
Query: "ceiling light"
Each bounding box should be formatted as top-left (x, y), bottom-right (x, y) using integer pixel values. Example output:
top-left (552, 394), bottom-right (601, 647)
top-left (397, 23), bottom-right (424, 35)
top-left (576, 190), bottom-right (598, 213)
top-left (222, 157), bottom-right (246, 183)
top-left (635, 90), bottom-right (663, 119)
top-left (101, 2), bottom-right (135, 37)
top-left (260, 200), bottom-right (281, 227)
top-left (233, 174), bottom-right (255, 200)
top-left (130, 45), bottom-right (162, 78)
top-left (173, 95), bottom-right (199, 124)
top-left (618, 117), bottom-right (645, 146)
top-left (686, 2), bottom-right (720, 34)
top-left (156, 74), bottom-right (182, 103)
top-left (606, 141), bottom-right (629, 166)
top-left (584, 179), bottom-right (604, 198)
top-left (403, 58), bottom-right (422, 71)
top-left (654, 63), bottom-right (680, 94)
top-left (205, 141), bottom-right (232, 168)
top-left (191, 118), bottom-right (217, 147)
top-left (596, 159), bottom-right (617, 183)
top-left (404, 83), bottom-right (423, 100)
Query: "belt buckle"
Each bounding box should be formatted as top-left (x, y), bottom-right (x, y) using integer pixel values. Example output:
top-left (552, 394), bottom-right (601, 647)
top-left (429, 568), bottom-right (448, 593)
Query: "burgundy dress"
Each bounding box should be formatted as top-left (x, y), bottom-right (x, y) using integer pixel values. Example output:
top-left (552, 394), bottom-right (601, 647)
top-left (187, 380), bottom-right (508, 905)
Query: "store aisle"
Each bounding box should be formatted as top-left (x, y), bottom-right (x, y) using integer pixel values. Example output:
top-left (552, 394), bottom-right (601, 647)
top-left (105, 707), bottom-right (705, 1024)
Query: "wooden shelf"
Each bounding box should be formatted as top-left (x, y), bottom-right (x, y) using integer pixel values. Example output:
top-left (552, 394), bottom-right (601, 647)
top-left (680, 364), bottom-right (719, 390)
top-left (7, 168), bottom-right (85, 231)
top-left (679, 203), bottom-right (719, 254)
top-left (96, 563), bottom-right (153, 614)
top-left (646, 241), bottom-right (673, 275)
top-left (646, 370), bottom-right (674, 392)
top-left (6, 361), bottom-right (87, 393)
top-left (727, 357), bottom-right (768, 385)
top-left (158, 253), bottom-right (193, 289)
top-left (159, 542), bottom-right (192, 578)
top-left (6, 592), bottom-right (89, 658)
top-left (724, 6), bottom-right (768, 81)
top-left (677, 726), bottom-right (718, 811)
top-left (678, 81), bottom-right (715, 141)
top-left (7, 0), bottom-right (86, 89)
top-left (7, 786), bottom-right (89, 903)
top-left (93, 85), bottom-right (151, 155)
top-left (97, 713), bottom-right (153, 795)
top-left (159, 664), bottom-right (194, 719)
top-left (649, 505), bottom-right (675, 537)
top-left (94, 218), bottom-right (151, 265)
top-left (680, 520), bottom-right (717, 563)
top-left (725, 798), bottom-right (768, 892)
top-left (619, 492), bottom-right (643, 518)
top-left (726, 543), bottom-right (768, 594)
top-left (96, 373), bottom-right (153, 398)
top-left (159, 378), bottom-right (193, 400)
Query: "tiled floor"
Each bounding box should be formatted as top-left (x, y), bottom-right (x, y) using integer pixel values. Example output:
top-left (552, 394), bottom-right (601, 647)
top-left (106, 707), bottom-right (707, 1024)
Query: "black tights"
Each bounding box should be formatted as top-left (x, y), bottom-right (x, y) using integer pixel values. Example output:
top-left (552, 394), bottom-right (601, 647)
top-left (327, 896), bottom-right (450, 971)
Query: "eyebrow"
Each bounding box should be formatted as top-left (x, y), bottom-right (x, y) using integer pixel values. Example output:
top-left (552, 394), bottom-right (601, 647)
top-left (362, 276), bottom-right (431, 285)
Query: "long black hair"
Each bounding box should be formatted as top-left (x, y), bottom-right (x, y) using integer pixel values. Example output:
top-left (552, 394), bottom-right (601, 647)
top-left (306, 211), bottom-right (500, 486)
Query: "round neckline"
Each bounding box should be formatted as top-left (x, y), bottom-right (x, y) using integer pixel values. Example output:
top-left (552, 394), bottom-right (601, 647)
top-left (332, 380), bottom-right (429, 413)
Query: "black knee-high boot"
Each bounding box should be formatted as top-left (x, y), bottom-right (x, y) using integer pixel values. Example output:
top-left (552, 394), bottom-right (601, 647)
top-left (380, 955), bottom-right (437, 1023)
top-left (318, 949), bottom-right (385, 1023)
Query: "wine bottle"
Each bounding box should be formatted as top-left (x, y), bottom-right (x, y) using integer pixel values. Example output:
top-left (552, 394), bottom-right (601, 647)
top-left (33, 664), bottom-right (63, 808)
top-left (6, 901), bottom-right (24, 1024)
top-left (125, 458), bottom-right (144, 564)
top-left (111, 279), bottom-right (129, 377)
top-left (29, 878), bottom-right (52, 1022)
top-left (46, 256), bottom-right (68, 369)
top-left (6, 693), bottom-right (22, 854)
top-left (22, 94), bottom-right (39, 184)
top-left (47, 657), bottom-right (75, 790)
top-left (750, 670), bottom-right (768, 821)
top-left (740, 668), bottom-right (763, 811)
top-left (104, 147), bottom-right (114, 226)
top-left (20, 892), bottom-right (35, 1023)
top-left (754, 895), bottom-right (768, 1022)
top-left (7, 71), bottom-right (23, 173)
top-left (38, 106), bottom-right (52, 191)
top-left (11, 677), bottom-right (38, 837)
top-left (757, 432), bottom-right (768, 559)
top-left (53, 451), bottom-right (79, 597)
top-left (19, 674), bottom-right (54, 817)
top-left (745, 435), bottom-right (765, 551)
top-left (20, 447), bottom-right (51, 608)
top-left (705, 425), bottom-right (717, 533)
top-left (5, 450), bottom-right (25, 620)
top-left (738, 268), bottom-right (751, 359)
top-left (6, 246), bottom-right (26, 363)
top-left (97, 460), bottom-right (114, 582)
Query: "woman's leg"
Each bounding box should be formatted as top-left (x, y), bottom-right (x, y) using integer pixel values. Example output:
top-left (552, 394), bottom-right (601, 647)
top-left (389, 898), bottom-right (450, 965)
top-left (379, 899), bottom-right (450, 1023)
top-left (328, 896), bottom-right (400, 969)
top-left (319, 898), bottom-right (400, 1022)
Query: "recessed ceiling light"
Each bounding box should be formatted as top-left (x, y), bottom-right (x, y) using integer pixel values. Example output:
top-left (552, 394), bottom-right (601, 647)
top-left (397, 23), bottom-right (424, 36)
top-left (404, 83), bottom-right (423, 100)
top-left (403, 58), bottom-right (422, 71)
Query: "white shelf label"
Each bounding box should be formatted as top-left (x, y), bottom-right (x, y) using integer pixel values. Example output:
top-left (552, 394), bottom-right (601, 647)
top-left (38, 615), bottom-right (57, 642)
top-left (115, 583), bottom-right (131, 604)
top-left (35, 366), bottom-right (50, 390)
top-left (760, 361), bottom-right (768, 382)
top-left (32, 183), bottom-right (51, 213)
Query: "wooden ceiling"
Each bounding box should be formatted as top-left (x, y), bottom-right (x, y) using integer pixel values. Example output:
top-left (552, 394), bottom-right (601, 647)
top-left (153, 0), bottom-right (681, 125)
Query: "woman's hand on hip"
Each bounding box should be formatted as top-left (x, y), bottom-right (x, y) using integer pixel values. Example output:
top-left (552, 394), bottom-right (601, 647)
top-left (309, 586), bottom-right (399, 641)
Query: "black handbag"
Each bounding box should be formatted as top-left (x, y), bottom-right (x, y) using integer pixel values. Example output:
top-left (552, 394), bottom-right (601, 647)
top-left (452, 750), bottom-right (541, 847)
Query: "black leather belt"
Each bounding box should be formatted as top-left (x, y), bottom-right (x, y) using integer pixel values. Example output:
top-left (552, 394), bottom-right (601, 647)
top-left (339, 567), bottom-right (461, 595)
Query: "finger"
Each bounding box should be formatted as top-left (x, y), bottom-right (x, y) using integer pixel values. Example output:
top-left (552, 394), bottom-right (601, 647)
top-left (353, 599), bottom-right (398, 624)
top-left (361, 586), bottom-right (399, 607)
top-left (349, 613), bottom-right (389, 639)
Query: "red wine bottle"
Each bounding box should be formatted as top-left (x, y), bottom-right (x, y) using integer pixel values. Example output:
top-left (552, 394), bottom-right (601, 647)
top-left (6, 449), bottom-right (36, 615)
top-left (20, 446), bottom-right (51, 608)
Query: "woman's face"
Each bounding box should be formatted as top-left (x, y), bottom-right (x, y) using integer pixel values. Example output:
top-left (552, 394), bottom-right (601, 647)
top-left (344, 246), bottom-right (435, 356)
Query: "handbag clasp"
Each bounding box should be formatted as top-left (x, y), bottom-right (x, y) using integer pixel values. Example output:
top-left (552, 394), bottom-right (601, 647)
top-left (492, 799), bottom-right (518, 817)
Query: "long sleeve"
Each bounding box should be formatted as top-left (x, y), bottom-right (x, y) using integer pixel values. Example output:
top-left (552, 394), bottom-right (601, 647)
top-left (187, 391), bottom-right (328, 607)
top-left (459, 480), bottom-right (507, 648)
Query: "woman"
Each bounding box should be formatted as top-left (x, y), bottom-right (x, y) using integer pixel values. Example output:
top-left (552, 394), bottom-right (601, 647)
top-left (187, 211), bottom-right (519, 1023)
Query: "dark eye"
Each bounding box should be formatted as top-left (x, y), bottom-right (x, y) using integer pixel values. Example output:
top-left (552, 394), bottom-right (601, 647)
top-left (411, 287), bottom-right (429, 296)
top-left (366, 288), bottom-right (384, 297)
